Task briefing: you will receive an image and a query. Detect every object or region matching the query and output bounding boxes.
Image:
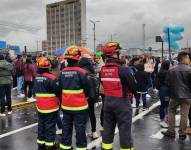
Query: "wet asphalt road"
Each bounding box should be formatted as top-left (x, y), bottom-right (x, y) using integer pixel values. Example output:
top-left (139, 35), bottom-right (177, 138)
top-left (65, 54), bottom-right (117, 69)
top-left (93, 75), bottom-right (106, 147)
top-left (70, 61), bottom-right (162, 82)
top-left (0, 96), bottom-right (191, 150)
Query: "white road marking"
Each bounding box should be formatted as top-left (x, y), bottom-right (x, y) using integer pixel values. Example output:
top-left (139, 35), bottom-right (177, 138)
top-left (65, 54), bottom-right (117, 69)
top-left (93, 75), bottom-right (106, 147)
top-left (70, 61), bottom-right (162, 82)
top-left (87, 101), bottom-right (160, 149)
top-left (0, 101), bottom-right (160, 149)
top-left (0, 101), bottom-right (103, 139)
top-left (0, 123), bottom-right (38, 139)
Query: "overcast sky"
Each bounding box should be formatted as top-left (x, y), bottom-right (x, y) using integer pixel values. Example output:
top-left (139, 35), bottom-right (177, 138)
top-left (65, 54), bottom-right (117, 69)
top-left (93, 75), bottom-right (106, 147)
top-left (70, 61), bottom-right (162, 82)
top-left (0, 0), bottom-right (191, 51)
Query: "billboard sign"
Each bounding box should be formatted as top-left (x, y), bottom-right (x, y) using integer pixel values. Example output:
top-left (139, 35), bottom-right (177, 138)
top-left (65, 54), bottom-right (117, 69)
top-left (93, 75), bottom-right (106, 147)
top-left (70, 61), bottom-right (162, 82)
top-left (0, 41), bottom-right (6, 49)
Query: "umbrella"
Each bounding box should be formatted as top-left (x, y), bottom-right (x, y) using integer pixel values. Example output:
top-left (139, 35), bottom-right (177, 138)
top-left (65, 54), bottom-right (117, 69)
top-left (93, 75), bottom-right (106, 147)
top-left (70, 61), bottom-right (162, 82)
top-left (64, 46), bottom-right (94, 58)
top-left (54, 47), bottom-right (67, 56)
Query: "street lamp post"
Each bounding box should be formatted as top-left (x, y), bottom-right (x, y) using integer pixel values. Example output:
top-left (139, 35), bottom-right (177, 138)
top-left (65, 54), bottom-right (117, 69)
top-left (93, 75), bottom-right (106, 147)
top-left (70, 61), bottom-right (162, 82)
top-left (187, 39), bottom-right (189, 48)
top-left (90, 20), bottom-right (100, 52)
top-left (110, 33), bottom-right (117, 41)
top-left (37, 40), bottom-right (39, 53)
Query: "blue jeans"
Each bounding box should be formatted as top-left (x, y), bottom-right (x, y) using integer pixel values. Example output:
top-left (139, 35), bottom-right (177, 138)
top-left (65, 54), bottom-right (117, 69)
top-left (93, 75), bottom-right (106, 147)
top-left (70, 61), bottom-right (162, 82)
top-left (61, 111), bottom-right (88, 149)
top-left (17, 76), bottom-right (24, 95)
top-left (159, 86), bottom-right (169, 120)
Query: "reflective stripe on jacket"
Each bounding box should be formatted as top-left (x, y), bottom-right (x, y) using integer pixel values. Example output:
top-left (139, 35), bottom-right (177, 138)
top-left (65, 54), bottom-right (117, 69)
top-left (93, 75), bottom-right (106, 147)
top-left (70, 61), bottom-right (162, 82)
top-left (36, 93), bottom-right (59, 113)
top-left (34, 73), bottom-right (59, 113)
top-left (100, 62), bottom-right (123, 97)
top-left (60, 67), bottom-right (89, 111)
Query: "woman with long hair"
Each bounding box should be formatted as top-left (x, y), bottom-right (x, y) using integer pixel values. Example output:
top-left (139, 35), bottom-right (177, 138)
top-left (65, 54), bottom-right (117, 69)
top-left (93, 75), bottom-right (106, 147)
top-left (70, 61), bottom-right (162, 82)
top-left (24, 56), bottom-right (36, 101)
top-left (157, 60), bottom-right (170, 128)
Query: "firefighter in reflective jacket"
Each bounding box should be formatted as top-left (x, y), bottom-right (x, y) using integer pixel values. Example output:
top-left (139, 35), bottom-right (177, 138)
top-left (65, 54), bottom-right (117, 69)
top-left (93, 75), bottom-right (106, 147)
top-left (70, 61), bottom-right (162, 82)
top-left (100, 42), bottom-right (137, 150)
top-left (34, 57), bottom-right (60, 150)
top-left (59, 47), bottom-right (90, 150)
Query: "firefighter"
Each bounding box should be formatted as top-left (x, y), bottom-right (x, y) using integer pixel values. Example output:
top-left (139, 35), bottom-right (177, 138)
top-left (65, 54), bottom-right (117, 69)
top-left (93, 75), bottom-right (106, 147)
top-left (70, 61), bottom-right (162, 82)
top-left (59, 47), bottom-right (90, 150)
top-left (100, 42), bottom-right (137, 150)
top-left (34, 57), bottom-right (60, 150)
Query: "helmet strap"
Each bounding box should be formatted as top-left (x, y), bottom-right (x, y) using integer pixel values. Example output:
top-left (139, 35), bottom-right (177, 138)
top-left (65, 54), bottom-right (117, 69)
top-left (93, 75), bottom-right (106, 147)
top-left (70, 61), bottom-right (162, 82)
top-left (117, 51), bottom-right (120, 59)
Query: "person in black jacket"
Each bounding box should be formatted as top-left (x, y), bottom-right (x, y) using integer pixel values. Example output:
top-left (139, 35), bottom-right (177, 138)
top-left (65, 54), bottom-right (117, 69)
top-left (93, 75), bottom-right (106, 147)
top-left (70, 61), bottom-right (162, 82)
top-left (135, 64), bottom-right (149, 110)
top-left (187, 53), bottom-right (191, 133)
top-left (157, 60), bottom-right (170, 128)
top-left (78, 56), bottom-right (99, 139)
top-left (152, 57), bottom-right (161, 89)
top-left (162, 52), bottom-right (191, 140)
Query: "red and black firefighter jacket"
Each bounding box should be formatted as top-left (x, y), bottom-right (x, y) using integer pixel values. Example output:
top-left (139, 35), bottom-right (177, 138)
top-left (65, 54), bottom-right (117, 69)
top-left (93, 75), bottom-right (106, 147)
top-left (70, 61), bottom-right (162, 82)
top-left (34, 72), bottom-right (60, 114)
top-left (100, 58), bottom-right (137, 98)
top-left (59, 65), bottom-right (90, 111)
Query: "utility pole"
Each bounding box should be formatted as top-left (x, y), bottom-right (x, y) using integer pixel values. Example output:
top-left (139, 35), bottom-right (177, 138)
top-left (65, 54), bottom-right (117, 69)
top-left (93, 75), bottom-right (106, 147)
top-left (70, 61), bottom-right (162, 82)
top-left (167, 27), bottom-right (172, 63)
top-left (110, 33), bottom-right (117, 41)
top-left (90, 20), bottom-right (100, 52)
top-left (37, 40), bottom-right (39, 53)
top-left (187, 39), bottom-right (189, 48)
top-left (142, 24), bottom-right (146, 51)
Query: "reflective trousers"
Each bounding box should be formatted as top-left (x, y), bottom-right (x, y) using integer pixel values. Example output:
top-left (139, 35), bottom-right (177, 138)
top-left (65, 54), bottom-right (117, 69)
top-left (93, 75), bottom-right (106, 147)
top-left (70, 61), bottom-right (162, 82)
top-left (102, 96), bottom-right (134, 150)
top-left (37, 111), bottom-right (58, 147)
top-left (60, 110), bottom-right (88, 150)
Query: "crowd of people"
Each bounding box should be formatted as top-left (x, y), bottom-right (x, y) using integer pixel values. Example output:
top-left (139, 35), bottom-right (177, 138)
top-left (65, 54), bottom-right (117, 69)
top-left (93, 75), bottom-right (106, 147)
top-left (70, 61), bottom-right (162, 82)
top-left (0, 42), bottom-right (191, 150)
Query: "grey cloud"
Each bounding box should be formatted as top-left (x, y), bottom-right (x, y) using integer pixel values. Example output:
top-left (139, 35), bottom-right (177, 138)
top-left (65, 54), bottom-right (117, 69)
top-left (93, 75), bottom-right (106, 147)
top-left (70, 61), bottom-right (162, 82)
top-left (0, 0), bottom-right (191, 51)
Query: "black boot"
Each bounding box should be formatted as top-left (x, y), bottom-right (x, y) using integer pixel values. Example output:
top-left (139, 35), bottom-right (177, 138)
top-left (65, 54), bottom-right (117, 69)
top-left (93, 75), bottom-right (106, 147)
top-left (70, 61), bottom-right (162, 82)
top-left (179, 134), bottom-right (187, 140)
top-left (38, 144), bottom-right (46, 150)
top-left (161, 130), bottom-right (176, 138)
top-left (45, 146), bottom-right (55, 150)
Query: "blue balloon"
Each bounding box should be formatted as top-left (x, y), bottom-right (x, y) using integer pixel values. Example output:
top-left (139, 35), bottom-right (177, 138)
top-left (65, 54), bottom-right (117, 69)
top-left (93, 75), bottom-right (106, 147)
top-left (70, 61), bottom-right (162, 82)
top-left (163, 25), bottom-right (184, 33)
top-left (170, 41), bottom-right (180, 49)
top-left (170, 25), bottom-right (184, 33)
top-left (163, 33), bottom-right (183, 42)
top-left (163, 24), bottom-right (184, 50)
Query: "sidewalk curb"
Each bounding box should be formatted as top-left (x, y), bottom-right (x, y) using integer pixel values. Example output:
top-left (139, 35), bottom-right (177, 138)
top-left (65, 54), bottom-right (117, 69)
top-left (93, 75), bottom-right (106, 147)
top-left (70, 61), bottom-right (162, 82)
top-left (12, 101), bottom-right (35, 110)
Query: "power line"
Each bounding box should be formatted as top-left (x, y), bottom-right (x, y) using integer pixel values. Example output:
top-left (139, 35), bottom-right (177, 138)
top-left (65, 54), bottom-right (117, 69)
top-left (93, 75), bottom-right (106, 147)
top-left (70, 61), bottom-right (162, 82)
top-left (0, 20), bottom-right (41, 32)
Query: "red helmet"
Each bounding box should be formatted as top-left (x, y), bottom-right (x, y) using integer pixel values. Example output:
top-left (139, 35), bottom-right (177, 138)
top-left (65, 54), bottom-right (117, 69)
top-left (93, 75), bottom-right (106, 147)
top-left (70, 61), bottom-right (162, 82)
top-left (64, 46), bottom-right (81, 61)
top-left (103, 42), bottom-right (121, 57)
top-left (37, 57), bottom-right (51, 69)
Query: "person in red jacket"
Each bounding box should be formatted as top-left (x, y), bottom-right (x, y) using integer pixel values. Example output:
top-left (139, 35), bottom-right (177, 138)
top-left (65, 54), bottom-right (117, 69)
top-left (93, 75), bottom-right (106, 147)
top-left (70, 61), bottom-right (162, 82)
top-left (24, 56), bottom-right (36, 101)
top-left (100, 42), bottom-right (137, 150)
top-left (59, 47), bottom-right (90, 150)
top-left (34, 57), bottom-right (60, 150)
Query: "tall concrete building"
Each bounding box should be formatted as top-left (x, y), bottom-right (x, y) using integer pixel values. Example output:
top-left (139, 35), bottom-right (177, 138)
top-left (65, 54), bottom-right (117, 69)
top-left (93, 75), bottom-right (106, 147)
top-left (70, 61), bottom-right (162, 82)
top-left (42, 40), bottom-right (48, 51)
top-left (46, 0), bottom-right (86, 54)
